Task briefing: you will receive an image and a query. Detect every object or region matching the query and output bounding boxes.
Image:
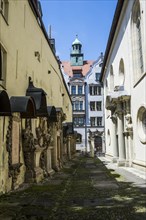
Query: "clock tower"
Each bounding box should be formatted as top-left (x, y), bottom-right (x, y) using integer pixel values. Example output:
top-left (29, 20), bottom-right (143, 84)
top-left (70, 35), bottom-right (84, 66)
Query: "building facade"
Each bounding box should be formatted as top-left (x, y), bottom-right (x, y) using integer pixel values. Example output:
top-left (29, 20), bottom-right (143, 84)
top-left (100, 0), bottom-right (146, 171)
top-left (62, 36), bottom-right (104, 154)
top-left (0, 0), bottom-right (75, 194)
top-left (85, 56), bottom-right (104, 154)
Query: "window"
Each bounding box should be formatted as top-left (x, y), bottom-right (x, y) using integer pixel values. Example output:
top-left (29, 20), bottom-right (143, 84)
top-left (78, 86), bottom-right (82, 94)
top-left (90, 102), bottom-right (95, 111)
top-left (89, 85), bottom-right (101, 95)
top-left (76, 57), bottom-right (78, 63)
top-left (90, 117), bottom-right (96, 126)
top-left (95, 72), bottom-right (100, 81)
top-left (73, 70), bottom-right (82, 78)
top-left (71, 86), bottom-right (76, 94)
top-left (90, 117), bottom-right (102, 127)
top-left (73, 101), bottom-right (83, 111)
top-left (110, 65), bottom-right (114, 91)
top-left (98, 87), bottom-right (101, 95)
top-left (0, 44), bottom-right (6, 86)
top-left (119, 59), bottom-right (125, 86)
top-left (131, 0), bottom-right (144, 80)
top-left (96, 101), bottom-right (102, 111)
top-left (0, 0), bottom-right (9, 22)
top-left (97, 117), bottom-right (102, 126)
top-left (73, 117), bottom-right (84, 126)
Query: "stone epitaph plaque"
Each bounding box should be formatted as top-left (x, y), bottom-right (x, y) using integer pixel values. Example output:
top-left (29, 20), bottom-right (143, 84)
top-left (12, 120), bottom-right (20, 165)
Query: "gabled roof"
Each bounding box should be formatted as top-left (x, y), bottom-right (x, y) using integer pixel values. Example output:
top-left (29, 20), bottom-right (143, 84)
top-left (62, 60), bottom-right (94, 77)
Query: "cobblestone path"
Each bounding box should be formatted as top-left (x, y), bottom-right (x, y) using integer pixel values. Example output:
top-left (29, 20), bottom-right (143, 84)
top-left (0, 156), bottom-right (146, 220)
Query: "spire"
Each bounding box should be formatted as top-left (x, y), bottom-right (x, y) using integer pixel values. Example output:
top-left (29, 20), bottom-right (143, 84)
top-left (72, 35), bottom-right (82, 45)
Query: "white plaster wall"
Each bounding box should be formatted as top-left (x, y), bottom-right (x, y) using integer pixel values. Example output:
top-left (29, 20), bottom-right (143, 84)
top-left (103, 0), bottom-right (146, 167)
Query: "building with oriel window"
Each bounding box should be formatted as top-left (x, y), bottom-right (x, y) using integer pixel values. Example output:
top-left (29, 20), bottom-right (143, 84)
top-left (62, 36), bottom-right (104, 154)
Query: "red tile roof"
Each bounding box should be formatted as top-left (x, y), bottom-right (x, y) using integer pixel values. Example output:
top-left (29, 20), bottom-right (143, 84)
top-left (62, 60), bottom-right (94, 77)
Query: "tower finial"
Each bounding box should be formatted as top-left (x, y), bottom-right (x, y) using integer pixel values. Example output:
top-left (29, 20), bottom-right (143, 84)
top-left (76, 34), bottom-right (78, 39)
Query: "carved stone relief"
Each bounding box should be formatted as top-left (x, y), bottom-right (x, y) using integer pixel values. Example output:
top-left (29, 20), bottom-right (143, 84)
top-left (6, 114), bottom-right (22, 189)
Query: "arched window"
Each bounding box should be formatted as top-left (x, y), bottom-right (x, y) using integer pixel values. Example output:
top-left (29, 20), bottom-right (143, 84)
top-left (110, 65), bottom-right (114, 90)
top-left (119, 59), bottom-right (125, 86)
top-left (131, 0), bottom-right (144, 80)
top-left (137, 106), bottom-right (146, 144)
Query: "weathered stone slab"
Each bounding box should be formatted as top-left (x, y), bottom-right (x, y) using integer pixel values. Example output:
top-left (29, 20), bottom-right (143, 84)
top-left (93, 181), bottom-right (119, 189)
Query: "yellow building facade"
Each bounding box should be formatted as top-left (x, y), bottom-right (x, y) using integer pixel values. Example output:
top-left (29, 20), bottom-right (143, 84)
top-left (0, 0), bottom-right (75, 193)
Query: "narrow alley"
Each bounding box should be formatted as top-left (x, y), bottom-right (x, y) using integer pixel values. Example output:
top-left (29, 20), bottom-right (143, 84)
top-left (0, 155), bottom-right (145, 220)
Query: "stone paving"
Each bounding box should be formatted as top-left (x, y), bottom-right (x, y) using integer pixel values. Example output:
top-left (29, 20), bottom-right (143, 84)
top-left (0, 156), bottom-right (146, 220)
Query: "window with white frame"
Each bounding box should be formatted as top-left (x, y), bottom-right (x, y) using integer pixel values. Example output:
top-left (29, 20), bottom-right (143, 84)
top-left (89, 85), bottom-right (101, 96)
top-left (73, 101), bottom-right (83, 111)
top-left (96, 101), bottom-right (102, 111)
top-left (90, 117), bottom-right (102, 127)
top-left (90, 117), bottom-right (96, 126)
top-left (97, 117), bottom-right (102, 126)
top-left (73, 117), bottom-right (84, 126)
top-left (90, 102), bottom-right (95, 111)
top-left (71, 85), bottom-right (76, 94)
top-left (78, 85), bottom-right (82, 94)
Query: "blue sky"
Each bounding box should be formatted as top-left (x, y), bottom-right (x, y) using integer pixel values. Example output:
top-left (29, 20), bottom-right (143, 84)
top-left (40, 0), bottom-right (117, 61)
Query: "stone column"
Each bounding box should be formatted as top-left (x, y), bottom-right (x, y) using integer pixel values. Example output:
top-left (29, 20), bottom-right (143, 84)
top-left (110, 115), bottom-right (118, 162)
top-left (117, 101), bottom-right (126, 166)
top-left (46, 146), bottom-right (54, 175)
top-left (67, 136), bottom-right (71, 160)
top-left (34, 145), bottom-right (45, 183)
top-left (52, 124), bottom-right (58, 171)
top-left (124, 98), bottom-right (133, 167)
top-left (90, 137), bottom-right (94, 158)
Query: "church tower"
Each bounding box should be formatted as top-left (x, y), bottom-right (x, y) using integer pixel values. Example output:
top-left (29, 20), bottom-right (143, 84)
top-left (70, 35), bottom-right (84, 66)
